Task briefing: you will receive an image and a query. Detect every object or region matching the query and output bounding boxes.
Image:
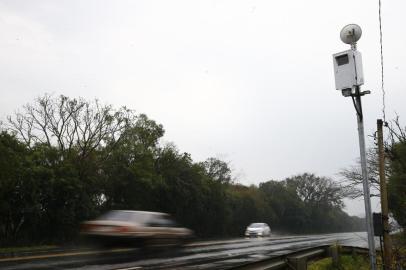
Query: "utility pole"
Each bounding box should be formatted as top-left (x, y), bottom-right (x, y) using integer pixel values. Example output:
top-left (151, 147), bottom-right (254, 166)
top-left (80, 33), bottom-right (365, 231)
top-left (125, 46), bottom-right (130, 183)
top-left (377, 119), bottom-right (393, 270)
top-left (332, 24), bottom-right (376, 270)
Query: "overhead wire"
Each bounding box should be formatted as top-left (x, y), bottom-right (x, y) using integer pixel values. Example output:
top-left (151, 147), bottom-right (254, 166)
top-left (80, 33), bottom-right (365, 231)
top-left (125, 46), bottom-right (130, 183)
top-left (378, 0), bottom-right (386, 123)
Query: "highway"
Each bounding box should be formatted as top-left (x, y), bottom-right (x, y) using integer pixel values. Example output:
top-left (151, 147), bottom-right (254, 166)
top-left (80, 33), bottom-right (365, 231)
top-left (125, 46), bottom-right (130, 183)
top-left (1, 232), bottom-right (371, 270)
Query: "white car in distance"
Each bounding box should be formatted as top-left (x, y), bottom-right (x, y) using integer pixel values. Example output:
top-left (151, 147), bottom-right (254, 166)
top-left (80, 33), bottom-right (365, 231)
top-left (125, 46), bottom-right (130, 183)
top-left (245, 223), bottom-right (271, 237)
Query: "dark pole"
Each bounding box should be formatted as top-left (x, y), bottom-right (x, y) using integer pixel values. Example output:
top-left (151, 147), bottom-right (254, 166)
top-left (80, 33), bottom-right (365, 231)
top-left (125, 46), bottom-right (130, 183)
top-left (377, 119), bottom-right (393, 269)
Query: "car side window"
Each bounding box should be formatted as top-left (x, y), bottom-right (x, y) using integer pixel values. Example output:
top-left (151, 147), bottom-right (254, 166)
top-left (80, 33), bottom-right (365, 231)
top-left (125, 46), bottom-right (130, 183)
top-left (148, 216), bottom-right (177, 227)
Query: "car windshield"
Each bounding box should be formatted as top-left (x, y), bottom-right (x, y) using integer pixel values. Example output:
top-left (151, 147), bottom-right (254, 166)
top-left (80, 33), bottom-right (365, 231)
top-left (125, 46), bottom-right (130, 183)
top-left (249, 223), bottom-right (265, 228)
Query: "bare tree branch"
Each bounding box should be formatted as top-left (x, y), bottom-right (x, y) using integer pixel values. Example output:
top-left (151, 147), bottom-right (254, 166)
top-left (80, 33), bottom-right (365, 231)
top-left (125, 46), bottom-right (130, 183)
top-left (338, 116), bottom-right (405, 199)
top-left (6, 94), bottom-right (135, 160)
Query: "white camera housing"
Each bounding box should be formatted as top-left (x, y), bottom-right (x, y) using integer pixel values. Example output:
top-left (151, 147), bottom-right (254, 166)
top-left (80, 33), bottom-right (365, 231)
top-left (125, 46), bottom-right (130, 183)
top-left (333, 49), bottom-right (364, 90)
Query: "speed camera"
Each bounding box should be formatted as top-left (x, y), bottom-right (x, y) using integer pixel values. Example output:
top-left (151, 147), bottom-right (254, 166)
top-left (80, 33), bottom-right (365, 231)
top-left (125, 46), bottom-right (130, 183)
top-left (333, 49), bottom-right (364, 91)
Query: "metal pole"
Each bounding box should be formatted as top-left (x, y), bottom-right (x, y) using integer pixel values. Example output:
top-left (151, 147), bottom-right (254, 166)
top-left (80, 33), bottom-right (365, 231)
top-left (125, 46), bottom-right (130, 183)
top-left (377, 119), bottom-right (393, 270)
top-left (354, 87), bottom-right (377, 270)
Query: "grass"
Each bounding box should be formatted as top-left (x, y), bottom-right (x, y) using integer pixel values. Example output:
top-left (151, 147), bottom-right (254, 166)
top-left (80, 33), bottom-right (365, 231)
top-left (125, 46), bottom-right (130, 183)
top-left (309, 232), bottom-right (406, 270)
top-left (308, 255), bottom-right (370, 270)
top-left (391, 231), bottom-right (406, 269)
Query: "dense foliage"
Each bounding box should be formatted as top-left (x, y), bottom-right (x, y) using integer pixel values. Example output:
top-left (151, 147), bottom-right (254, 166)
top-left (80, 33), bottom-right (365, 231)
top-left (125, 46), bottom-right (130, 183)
top-left (0, 95), bottom-right (364, 246)
top-left (388, 142), bottom-right (406, 227)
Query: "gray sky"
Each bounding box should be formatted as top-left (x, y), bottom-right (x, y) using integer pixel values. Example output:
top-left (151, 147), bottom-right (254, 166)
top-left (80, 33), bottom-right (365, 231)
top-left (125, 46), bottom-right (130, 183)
top-left (1, 0), bottom-right (405, 216)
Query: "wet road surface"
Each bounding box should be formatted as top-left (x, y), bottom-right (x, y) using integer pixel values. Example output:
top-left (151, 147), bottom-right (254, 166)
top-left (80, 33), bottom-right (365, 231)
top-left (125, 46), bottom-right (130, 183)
top-left (2, 232), bottom-right (372, 270)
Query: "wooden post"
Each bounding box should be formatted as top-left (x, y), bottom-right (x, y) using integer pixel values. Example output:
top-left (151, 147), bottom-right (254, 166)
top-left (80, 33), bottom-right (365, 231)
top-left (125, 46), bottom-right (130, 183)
top-left (288, 257), bottom-right (307, 270)
top-left (330, 245), bottom-right (340, 268)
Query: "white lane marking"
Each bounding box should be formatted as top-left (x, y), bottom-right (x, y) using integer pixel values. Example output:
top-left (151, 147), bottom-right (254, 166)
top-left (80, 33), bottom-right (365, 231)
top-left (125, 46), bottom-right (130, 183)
top-left (114, 267), bottom-right (142, 270)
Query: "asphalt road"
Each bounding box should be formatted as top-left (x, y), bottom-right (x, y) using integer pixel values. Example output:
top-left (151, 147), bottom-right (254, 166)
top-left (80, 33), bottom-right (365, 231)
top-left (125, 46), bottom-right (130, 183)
top-left (1, 232), bottom-right (372, 270)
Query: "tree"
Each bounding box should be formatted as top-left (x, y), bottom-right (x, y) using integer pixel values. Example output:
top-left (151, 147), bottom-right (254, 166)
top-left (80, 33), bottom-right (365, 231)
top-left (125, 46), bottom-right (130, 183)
top-left (100, 115), bottom-right (164, 210)
top-left (0, 95), bottom-right (155, 245)
top-left (385, 116), bottom-right (406, 228)
top-left (338, 116), bottom-right (406, 199)
top-left (0, 94), bottom-right (369, 245)
top-left (338, 116), bottom-right (406, 228)
top-left (259, 180), bottom-right (306, 232)
top-left (286, 173), bottom-right (345, 208)
top-left (154, 145), bottom-right (209, 235)
top-left (338, 147), bottom-right (385, 198)
top-left (200, 157), bottom-right (233, 184)
top-left (0, 132), bottom-right (38, 244)
top-left (226, 185), bottom-right (261, 235)
top-left (7, 94), bottom-right (133, 159)
top-left (388, 142), bottom-right (406, 227)
top-left (284, 173), bottom-right (351, 232)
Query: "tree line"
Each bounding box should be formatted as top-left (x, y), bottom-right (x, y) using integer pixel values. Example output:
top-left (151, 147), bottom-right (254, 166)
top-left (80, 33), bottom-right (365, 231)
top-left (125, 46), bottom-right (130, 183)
top-left (0, 95), bottom-right (365, 246)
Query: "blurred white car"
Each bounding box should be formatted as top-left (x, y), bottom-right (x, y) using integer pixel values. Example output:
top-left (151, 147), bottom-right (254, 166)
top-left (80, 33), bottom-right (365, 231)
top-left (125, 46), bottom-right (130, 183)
top-left (244, 223), bottom-right (271, 237)
top-left (81, 210), bottom-right (193, 247)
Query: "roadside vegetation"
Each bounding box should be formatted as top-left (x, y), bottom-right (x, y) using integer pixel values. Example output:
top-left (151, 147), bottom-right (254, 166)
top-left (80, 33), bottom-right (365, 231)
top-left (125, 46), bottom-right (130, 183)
top-left (308, 255), bottom-right (370, 270)
top-left (309, 231), bottom-right (406, 270)
top-left (339, 116), bottom-right (406, 230)
top-left (337, 114), bottom-right (406, 268)
top-left (0, 94), bottom-right (398, 247)
top-left (392, 231), bottom-right (406, 269)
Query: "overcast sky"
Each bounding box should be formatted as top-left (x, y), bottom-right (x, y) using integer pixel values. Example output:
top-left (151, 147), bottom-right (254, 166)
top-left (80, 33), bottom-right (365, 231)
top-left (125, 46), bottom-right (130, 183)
top-left (1, 0), bottom-right (405, 216)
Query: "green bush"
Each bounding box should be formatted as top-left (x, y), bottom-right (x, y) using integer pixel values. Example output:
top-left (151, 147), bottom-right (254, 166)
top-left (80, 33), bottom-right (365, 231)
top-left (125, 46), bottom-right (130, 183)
top-left (308, 255), bottom-right (369, 270)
